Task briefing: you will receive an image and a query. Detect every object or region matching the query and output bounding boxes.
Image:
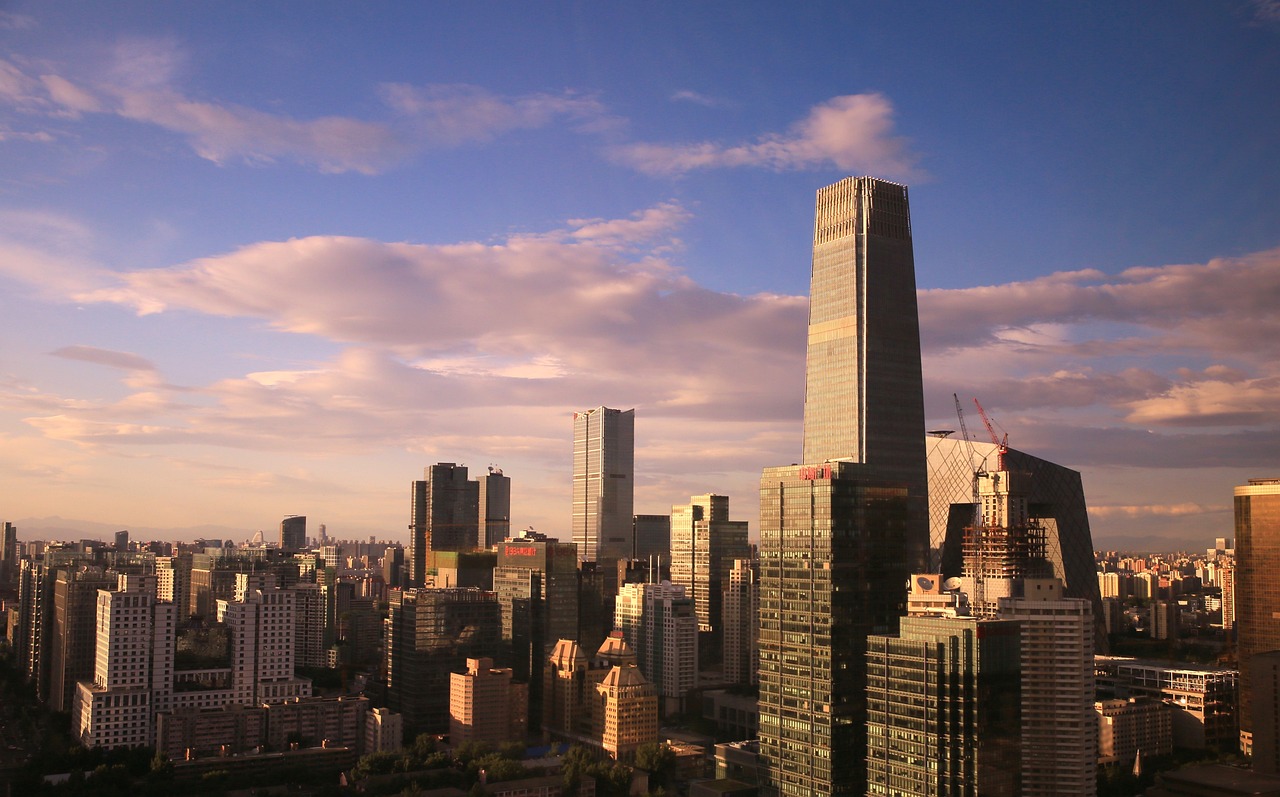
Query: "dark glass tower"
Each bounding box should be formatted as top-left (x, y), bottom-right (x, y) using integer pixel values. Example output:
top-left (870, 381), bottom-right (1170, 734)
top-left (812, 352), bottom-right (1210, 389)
top-left (408, 462), bottom-right (481, 587)
top-left (759, 177), bottom-right (927, 797)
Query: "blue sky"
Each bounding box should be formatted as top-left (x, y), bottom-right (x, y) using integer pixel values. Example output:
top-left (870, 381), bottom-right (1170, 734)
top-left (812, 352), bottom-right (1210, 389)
top-left (1, 2), bottom-right (1277, 548)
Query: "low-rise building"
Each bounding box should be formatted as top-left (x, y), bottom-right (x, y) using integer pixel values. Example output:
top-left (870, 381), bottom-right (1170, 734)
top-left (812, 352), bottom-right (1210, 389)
top-left (1096, 656), bottom-right (1237, 750)
top-left (1096, 698), bottom-right (1173, 765)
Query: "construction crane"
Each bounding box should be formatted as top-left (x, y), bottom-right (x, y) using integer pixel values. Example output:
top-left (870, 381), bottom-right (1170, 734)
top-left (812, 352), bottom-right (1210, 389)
top-left (953, 393), bottom-right (982, 530)
top-left (952, 393), bottom-right (977, 469)
top-left (972, 397), bottom-right (1008, 471)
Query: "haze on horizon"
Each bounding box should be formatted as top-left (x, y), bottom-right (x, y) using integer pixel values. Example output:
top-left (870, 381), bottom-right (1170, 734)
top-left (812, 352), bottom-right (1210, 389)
top-left (1, 2), bottom-right (1277, 551)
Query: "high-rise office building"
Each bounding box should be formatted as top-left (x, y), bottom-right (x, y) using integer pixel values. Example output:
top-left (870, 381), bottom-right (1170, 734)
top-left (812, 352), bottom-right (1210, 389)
top-left (670, 494), bottom-right (750, 637)
top-left (572, 407), bottom-right (635, 562)
top-left (1, 521), bottom-right (18, 591)
top-left (759, 176), bottom-right (924, 797)
top-left (408, 463), bottom-right (481, 587)
top-left (801, 176), bottom-right (928, 571)
top-left (49, 566), bottom-right (113, 714)
top-left (758, 463), bottom-right (911, 796)
top-left (292, 582), bottom-right (327, 668)
top-left (999, 579), bottom-right (1097, 797)
top-left (927, 436), bottom-right (1105, 644)
top-left (478, 467), bottom-right (512, 549)
top-left (384, 587), bottom-right (501, 735)
top-left (1235, 478), bottom-right (1280, 756)
top-left (633, 514), bottom-right (671, 562)
top-left (280, 515), bottom-right (307, 553)
top-left (722, 558), bottom-right (759, 687)
top-left (865, 609), bottom-right (1021, 796)
top-left (493, 534), bottom-right (579, 731)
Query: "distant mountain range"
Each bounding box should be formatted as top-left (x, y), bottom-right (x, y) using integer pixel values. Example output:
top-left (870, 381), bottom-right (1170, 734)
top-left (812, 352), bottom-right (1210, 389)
top-left (9, 516), bottom-right (259, 545)
top-left (9, 515), bottom-right (1216, 557)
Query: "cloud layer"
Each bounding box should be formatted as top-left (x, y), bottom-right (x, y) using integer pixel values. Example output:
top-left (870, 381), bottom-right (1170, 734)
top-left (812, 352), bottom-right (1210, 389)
top-left (1, 196), bottom-right (1277, 541)
top-left (1, 39), bottom-right (919, 178)
top-left (609, 93), bottom-right (919, 178)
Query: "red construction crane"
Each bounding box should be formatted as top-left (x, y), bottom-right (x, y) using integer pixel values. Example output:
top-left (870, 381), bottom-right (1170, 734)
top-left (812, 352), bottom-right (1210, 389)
top-left (972, 397), bottom-right (1008, 471)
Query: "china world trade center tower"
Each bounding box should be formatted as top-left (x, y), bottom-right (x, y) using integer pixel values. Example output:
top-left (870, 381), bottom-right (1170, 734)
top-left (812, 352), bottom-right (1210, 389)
top-left (759, 177), bottom-right (927, 797)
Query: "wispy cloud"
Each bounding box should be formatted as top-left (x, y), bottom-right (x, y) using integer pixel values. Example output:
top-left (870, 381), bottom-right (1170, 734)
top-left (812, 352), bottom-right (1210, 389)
top-left (670, 90), bottom-right (732, 108)
top-left (379, 82), bottom-right (617, 145)
top-left (51, 345), bottom-right (156, 372)
top-left (0, 11), bottom-right (37, 30)
top-left (0, 40), bottom-right (618, 174)
top-left (1251, 0), bottom-right (1280, 24)
top-left (609, 93), bottom-right (920, 178)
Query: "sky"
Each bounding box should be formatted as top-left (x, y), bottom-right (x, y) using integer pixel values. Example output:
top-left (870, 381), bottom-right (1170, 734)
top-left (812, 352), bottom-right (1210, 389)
top-left (1, 2), bottom-right (1278, 550)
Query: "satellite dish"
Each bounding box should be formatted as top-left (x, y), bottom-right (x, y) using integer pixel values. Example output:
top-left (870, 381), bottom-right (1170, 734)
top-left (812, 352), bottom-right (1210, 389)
top-left (916, 576), bottom-right (936, 591)
top-left (943, 577), bottom-right (963, 592)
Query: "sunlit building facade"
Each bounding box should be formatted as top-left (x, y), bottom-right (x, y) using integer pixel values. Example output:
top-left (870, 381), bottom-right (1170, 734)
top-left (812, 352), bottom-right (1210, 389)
top-left (999, 579), bottom-right (1097, 797)
top-left (866, 614), bottom-right (1021, 796)
top-left (800, 176), bottom-right (928, 572)
top-left (572, 406), bottom-right (635, 562)
top-left (1235, 478), bottom-right (1280, 756)
top-left (758, 462), bottom-right (911, 797)
top-left (927, 436), bottom-right (1105, 645)
top-left (759, 176), bottom-right (925, 797)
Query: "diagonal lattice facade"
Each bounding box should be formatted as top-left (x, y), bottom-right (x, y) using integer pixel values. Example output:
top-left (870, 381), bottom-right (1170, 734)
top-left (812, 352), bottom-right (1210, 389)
top-left (925, 435), bottom-right (1105, 647)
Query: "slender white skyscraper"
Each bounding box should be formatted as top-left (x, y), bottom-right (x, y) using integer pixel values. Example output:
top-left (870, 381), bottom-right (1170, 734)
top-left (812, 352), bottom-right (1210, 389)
top-left (572, 406), bottom-right (634, 561)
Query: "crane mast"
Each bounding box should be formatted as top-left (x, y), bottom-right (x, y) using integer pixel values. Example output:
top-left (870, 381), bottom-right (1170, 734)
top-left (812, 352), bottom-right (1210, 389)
top-left (973, 397), bottom-right (1008, 471)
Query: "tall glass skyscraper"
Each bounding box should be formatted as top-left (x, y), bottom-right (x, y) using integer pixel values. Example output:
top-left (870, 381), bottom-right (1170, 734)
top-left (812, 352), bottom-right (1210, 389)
top-left (572, 406), bottom-right (634, 562)
top-left (759, 177), bottom-right (926, 797)
top-left (408, 462), bottom-right (480, 587)
top-left (802, 176), bottom-right (927, 570)
top-left (1235, 478), bottom-right (1280, 757)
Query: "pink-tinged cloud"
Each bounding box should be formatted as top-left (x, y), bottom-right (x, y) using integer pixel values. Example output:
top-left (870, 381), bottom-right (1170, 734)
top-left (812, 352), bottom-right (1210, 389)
top-left (112, 89), bottom-right (408, 174)
top-left (609, 93), bottom-right (920, 178)
top-left (1090, 503), bottom-right (1224, 519)
top-left (919, 247), bottom-right (1280, 358)
top-left (2, 42), bottom-right (619, 174)
top-left (48, 205), bottom-right (805, 445)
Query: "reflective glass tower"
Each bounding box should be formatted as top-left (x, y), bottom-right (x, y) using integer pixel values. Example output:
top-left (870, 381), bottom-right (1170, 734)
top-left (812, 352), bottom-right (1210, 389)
top-left (802, 176), bottom-right (927, 570)
top-left (759, 177), bottom-right (925, 797)
top-left (1235, 478), bottom-right (1280, 757)
top-left (572, 407), bottom-right (635, 562)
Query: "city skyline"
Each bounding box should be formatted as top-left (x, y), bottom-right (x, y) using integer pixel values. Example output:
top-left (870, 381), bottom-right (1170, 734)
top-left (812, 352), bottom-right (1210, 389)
top-left (1, 4), bottom-right (1278, 548)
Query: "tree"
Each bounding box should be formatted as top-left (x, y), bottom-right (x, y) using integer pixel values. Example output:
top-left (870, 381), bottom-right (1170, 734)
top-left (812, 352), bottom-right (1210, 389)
top-left (149, 750), bottom-right (174, 779)
top-left (634, 742), bottom-right (676, 789)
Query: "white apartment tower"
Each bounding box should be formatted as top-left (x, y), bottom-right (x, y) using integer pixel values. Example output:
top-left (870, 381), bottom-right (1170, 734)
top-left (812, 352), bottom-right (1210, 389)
top-left (722, 558), bottom-right (759, 686)
top-left (73, 573), bottom-right (176, 750)
top-left (217, 573), bottom-right (311, 705)
top-left (614, 580), bottom-right (697, 716)
top-left (999, 578), bottom-right (1097, 797)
